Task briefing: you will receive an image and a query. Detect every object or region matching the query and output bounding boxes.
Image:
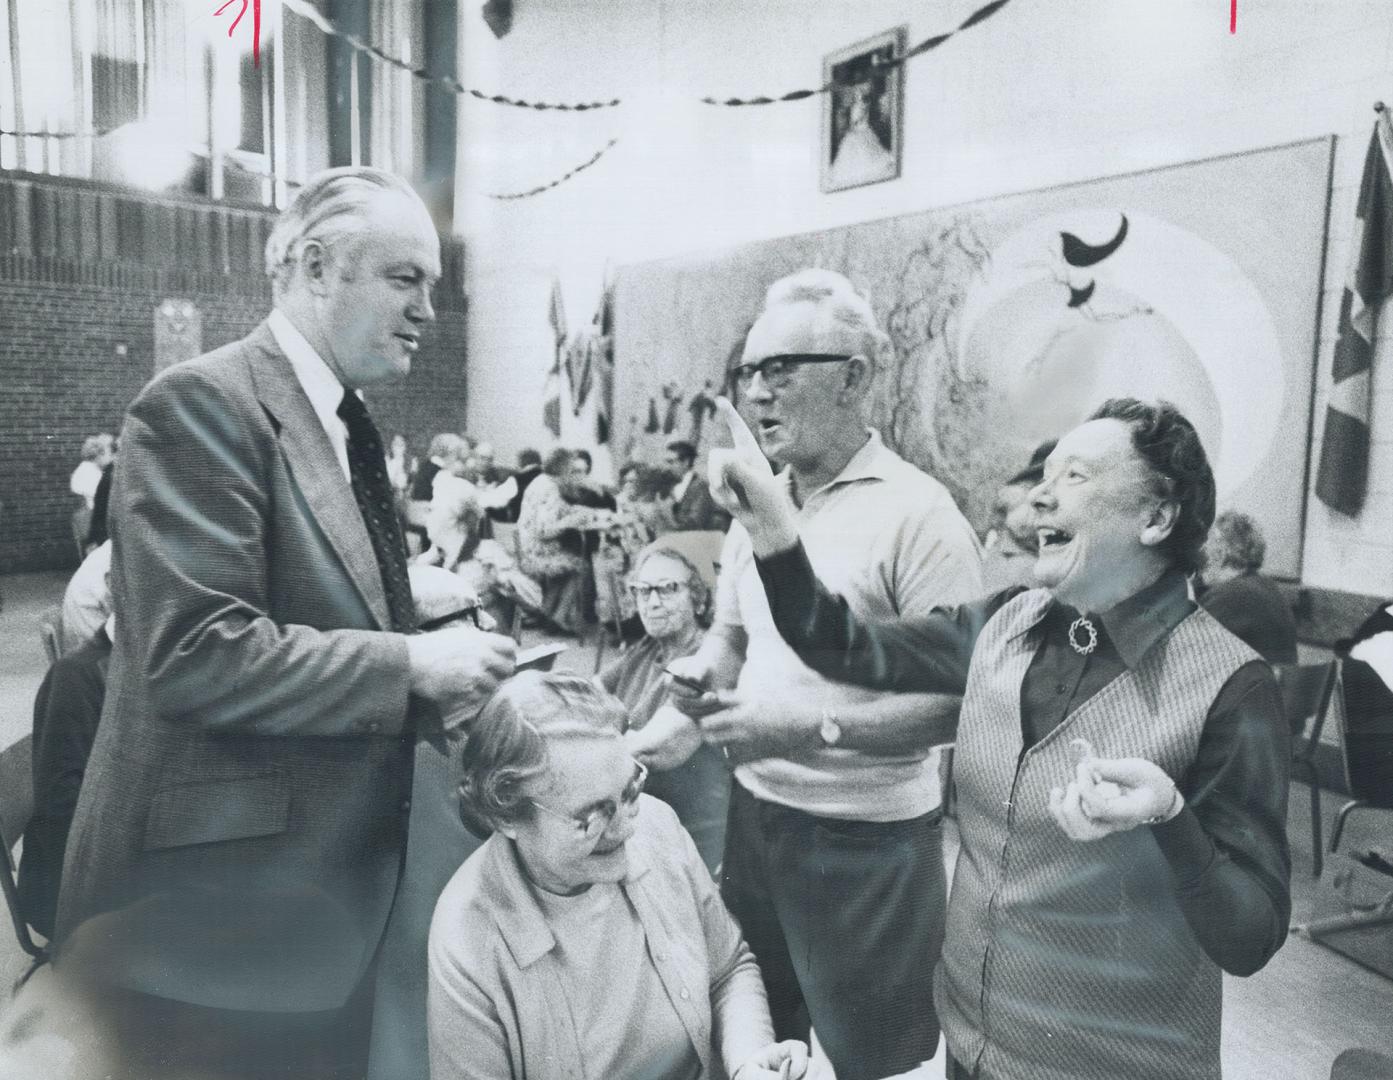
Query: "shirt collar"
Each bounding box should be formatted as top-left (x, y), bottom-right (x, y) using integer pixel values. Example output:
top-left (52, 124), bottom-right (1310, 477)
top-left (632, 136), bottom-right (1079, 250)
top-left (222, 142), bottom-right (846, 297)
top-left (788, 429), bottom-right (890, 505)
top-left (267, 308), bottom-right (349, 424)
top-left (1056, 567), bottom-right (1193, 668)
top-left (1013, 568), bottom-right (1193, 668)
top-left (483, 802), bottom-right (656, 970)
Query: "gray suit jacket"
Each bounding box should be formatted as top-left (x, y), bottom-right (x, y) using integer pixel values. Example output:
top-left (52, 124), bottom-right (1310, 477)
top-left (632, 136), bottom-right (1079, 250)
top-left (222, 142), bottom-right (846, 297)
top-left (55, 323), bottom-right (419, 1013)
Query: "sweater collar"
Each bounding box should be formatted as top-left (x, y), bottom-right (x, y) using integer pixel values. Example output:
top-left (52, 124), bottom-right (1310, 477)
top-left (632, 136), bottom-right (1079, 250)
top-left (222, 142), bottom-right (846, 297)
top-left (484, 800), bottom-right (656, 969)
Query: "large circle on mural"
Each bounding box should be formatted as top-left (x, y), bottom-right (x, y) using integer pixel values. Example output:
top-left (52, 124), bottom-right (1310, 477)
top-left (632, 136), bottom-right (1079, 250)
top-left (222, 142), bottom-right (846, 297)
top-left (953, 209), bottom-right (1284, 495)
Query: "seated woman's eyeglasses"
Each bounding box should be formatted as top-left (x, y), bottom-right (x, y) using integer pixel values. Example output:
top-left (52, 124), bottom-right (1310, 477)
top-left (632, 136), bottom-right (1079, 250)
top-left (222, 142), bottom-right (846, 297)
top-left (627, 580), bottom-right (686, 601)
top-left (530, 759), bottom-right (649, 842)
top-left (730, 353), bottom-right (855, 390)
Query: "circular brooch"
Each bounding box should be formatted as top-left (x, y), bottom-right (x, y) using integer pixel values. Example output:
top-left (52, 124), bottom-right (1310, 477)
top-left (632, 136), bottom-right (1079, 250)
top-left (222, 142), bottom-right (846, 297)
top-left (1068, 616), bottom-right (1098, 656)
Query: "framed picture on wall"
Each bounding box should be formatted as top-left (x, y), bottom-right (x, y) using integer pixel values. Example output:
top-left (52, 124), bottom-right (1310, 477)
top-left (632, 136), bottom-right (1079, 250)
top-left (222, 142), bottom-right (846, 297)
top-left (821, 26), bottom-right (905, 193)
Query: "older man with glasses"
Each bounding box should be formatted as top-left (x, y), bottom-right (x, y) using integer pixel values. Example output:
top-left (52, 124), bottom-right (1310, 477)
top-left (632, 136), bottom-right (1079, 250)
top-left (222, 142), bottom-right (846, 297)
top-left (665, 268), bottom-right (982, 1080)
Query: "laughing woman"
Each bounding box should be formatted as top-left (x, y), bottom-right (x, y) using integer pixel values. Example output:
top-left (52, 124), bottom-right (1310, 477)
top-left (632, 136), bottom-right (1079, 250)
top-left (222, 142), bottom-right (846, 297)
top-left (427, 672), bottom-right (806, 1080)
top-left (680, 396), bottom-right (1292, 1080)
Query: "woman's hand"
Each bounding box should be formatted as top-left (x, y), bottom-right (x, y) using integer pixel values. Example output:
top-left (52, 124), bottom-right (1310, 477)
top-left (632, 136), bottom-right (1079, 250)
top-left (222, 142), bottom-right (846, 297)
top-left (1048, 738), bottom-right (1184, 841)
top-left (708, 398), bottom-right (799, 557)
top-left (733, 1039), bottom-right (810, 1080)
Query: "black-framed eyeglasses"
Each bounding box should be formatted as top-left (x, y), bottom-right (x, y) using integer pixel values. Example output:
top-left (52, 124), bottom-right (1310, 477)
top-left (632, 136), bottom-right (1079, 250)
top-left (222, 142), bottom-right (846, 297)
top-left (530, 759), bottom-right (648, 843)
top-left (729, 353), bottom-right (855, 390)
top-left (627, 580), bottom-right (687, 602)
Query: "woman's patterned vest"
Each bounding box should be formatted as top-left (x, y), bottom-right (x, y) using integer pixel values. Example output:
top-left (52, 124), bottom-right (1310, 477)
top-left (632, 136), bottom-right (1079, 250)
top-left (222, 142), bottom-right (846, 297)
top-left (937, 589), bottom-right (1256, 1080)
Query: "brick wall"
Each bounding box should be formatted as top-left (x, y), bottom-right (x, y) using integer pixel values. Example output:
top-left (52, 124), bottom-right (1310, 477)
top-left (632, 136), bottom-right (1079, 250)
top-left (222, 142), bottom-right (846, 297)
top-left (0, 277), bottom-right (468, 575)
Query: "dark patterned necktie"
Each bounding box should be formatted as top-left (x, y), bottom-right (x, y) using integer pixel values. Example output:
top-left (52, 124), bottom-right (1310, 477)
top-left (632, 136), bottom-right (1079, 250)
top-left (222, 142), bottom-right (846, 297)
top-left (338, 390), bottom-right (417, 632)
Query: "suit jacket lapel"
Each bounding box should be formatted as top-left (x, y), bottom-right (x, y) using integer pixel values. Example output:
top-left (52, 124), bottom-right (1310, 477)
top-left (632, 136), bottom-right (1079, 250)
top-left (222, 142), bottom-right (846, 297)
top-left (246, 323), bottom-right (392, 630)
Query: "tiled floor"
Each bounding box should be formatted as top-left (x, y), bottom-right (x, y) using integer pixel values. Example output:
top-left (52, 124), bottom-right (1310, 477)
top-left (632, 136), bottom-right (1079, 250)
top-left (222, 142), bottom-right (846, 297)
top-left (1, 571), bottom-right (1391, 1078)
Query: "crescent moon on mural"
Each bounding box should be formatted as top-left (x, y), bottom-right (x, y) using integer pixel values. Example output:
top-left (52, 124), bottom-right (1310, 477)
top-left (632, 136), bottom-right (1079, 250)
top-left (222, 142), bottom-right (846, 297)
top-left (952, 209), bottom-right (1284, 495)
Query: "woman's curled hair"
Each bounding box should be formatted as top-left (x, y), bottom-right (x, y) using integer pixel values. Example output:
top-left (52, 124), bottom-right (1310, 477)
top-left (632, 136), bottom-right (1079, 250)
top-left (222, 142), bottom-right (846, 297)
top-left (456, 672), bottom-right (628, 834)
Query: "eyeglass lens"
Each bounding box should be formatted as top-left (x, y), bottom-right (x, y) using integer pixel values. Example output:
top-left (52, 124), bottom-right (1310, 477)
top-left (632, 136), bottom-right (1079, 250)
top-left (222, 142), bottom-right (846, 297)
top-left (629, 580), bottom-right (684, 600)
top-left (730, 353), bottom-right (853, 389)
top-left (577, 760), bottom-right (648, 839)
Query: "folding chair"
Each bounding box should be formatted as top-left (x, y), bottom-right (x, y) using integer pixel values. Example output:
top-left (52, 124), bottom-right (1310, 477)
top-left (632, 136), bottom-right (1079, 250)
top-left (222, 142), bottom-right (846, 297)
top-left (592, 570), bottom-right (627, 675)
top-left (1328, 656), bottom-right (1393, 856)
top-left (1275, 661), bottom-right (1338, 877)
top-left (0, 735), bottom-right (47, 961)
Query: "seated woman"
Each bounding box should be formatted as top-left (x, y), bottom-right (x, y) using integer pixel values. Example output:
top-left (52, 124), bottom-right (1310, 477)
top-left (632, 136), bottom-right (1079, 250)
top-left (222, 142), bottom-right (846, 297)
top-left (418, 473), bottom-right (542, 631)
top-left (418, 470), bottom-right (485, 572)
top-left (596, 546), bottom-right (730, 873)
top-left (427, 672), bottom-right (806, 1080)
top-left (517, 449), bottom-right (616, 633)
top-left (1196, 510), bottom-right (1297, 665)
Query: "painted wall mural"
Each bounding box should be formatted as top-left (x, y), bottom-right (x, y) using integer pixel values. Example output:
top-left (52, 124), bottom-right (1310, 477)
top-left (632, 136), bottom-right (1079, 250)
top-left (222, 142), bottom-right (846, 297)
top-left (614, 138), bottom-right (1332, 577)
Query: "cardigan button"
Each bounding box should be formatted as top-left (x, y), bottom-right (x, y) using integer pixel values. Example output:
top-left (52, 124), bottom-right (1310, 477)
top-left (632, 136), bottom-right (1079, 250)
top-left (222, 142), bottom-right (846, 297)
top-left (680, 987), bottom-right (690, 1001)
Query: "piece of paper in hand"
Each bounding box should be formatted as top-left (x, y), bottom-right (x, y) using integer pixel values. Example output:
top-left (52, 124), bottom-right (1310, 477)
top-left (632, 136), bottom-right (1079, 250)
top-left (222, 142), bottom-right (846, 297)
top-left (516, 642), bottom-right (568, 672)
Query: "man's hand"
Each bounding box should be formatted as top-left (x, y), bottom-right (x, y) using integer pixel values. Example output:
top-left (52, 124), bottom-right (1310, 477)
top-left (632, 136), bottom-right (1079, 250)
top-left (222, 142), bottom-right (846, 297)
top-left (406, 627), bottom-right (516, 731)
top-left (625, 705), bottom-right (702, 771)
top-left (708, 398), bottom-right (799, 557)
top-left (665, 655), bottom-right (728, 720)
top-left (1048, 737), bottom-right (1184, 841)
top-left (696, 691), bottom-right (816, 764)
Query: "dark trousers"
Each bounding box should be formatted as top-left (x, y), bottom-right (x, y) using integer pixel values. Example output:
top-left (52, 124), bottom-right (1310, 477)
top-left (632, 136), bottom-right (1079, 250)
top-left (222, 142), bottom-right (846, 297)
top-left (720, 782), bottom-right (946, 1080)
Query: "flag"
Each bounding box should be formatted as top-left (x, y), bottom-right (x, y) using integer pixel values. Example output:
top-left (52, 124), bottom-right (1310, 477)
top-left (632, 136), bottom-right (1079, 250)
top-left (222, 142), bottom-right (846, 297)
top-left (1315, 109), bottom-right (1393, 515)
top-left (543, 277), bottom-right (566, 437)
top-left (592, 282), bottom-right (615, 443)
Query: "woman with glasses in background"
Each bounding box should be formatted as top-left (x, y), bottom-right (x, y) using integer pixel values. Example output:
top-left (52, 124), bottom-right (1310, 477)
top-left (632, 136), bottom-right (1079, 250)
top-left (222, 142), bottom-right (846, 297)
top-left (596, 546), bottom-right (731, 873)
top-left (427, 672), bottom-right (806, 1080)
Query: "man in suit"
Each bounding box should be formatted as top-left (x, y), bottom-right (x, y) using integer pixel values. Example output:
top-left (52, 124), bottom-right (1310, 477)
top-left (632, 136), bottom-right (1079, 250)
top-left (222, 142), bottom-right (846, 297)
top-left (666, 438), bottom-right (730, 532)
top-left (53, 167), bottom-right (516, 1079)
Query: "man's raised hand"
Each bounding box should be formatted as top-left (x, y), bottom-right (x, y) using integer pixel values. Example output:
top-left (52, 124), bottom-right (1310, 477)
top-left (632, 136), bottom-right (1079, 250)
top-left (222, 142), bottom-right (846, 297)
top-left (708, 397), bottom-right (799, 556)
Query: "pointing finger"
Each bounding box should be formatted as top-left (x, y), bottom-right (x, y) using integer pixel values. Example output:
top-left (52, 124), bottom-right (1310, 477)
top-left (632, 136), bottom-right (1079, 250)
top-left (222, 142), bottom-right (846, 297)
top-left (715, 396), bottom-right (763, 458)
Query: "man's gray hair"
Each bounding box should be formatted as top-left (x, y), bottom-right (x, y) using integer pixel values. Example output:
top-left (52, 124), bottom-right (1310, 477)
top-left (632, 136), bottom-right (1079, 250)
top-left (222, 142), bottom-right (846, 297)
top-left (763, 268), bottom-right (888, 359)
top-left (264, 167), bottom-right (432, 292)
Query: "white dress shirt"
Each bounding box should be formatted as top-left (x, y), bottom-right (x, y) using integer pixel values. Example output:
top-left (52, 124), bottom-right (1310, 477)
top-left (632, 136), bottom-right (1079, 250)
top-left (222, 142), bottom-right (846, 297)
top-left (670, 468), bottom-right (695, 505)
top-left (267, 309), bottom-right (352, 482)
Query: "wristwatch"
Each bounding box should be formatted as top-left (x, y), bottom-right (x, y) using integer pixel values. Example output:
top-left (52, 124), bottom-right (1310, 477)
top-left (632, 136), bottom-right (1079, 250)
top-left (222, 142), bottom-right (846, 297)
top-left (818, 708), bottom-right (842, 748)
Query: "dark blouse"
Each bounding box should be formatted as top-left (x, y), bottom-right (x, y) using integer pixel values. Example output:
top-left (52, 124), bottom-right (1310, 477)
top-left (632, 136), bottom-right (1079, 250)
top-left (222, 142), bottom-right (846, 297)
top-left (756, 545), bottom-right (1291, 978)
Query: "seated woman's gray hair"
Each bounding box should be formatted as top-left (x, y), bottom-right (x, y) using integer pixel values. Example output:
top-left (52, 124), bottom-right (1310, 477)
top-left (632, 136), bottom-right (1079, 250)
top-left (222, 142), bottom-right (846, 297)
top-left (457, 672), bottom-right (628, 833)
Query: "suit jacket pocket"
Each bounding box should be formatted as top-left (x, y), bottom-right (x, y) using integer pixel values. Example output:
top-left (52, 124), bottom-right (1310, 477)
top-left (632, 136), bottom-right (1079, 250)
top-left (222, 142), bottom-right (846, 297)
top-left (143, 772), bottom-right (290, 851)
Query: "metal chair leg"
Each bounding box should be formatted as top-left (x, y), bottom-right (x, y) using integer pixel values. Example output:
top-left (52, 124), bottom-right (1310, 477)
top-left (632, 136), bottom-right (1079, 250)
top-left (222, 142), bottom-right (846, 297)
top-left (1310, 772), bottom-right (1324, 878)
top-left (1329, 799), bottom-right (1369, 855)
